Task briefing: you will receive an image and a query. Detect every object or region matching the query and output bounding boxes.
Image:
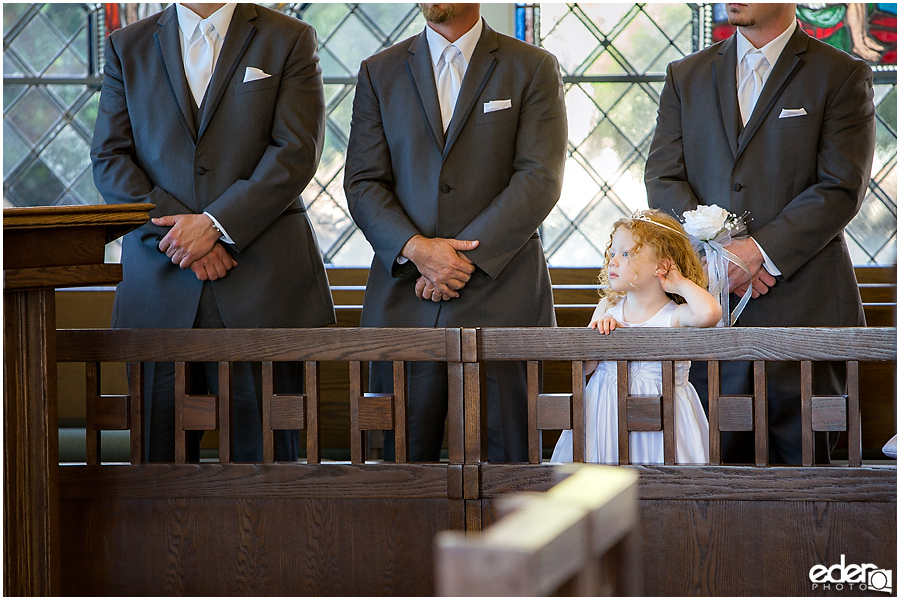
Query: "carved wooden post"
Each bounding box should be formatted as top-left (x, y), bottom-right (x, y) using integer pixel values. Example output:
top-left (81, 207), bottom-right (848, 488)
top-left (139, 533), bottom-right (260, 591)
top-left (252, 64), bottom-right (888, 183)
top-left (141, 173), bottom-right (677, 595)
top-left (3, 204), bottom-right (150, 596)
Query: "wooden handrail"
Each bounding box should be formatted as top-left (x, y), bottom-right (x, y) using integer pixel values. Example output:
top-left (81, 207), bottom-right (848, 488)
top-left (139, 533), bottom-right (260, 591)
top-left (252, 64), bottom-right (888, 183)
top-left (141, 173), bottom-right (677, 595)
top-left (56, 326), bottom-right (895, 468)
top-left (435, 465), bottom-right (641, 596)
top-left (476, 327), bottom-right (895, 361)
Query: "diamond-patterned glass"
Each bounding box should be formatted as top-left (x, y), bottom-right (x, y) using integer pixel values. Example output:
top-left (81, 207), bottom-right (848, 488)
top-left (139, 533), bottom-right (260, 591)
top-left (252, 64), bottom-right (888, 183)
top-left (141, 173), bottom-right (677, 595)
top-left (5, 86), bottom-right (61, 145)
top-left (11, 159), bottom-right (65, 206)
top-left (41, 3), bottom-right (85, 40)
top-left (4, 121), bottom-right (31, 176)
top-left (42, 125), bottom-right (91, 185)
top-left (540, 3), bottom-right (896, 266)
top-left (4, 4), bottom-right (29, 37)
top-left (3, 4), bottom-right (895, 268)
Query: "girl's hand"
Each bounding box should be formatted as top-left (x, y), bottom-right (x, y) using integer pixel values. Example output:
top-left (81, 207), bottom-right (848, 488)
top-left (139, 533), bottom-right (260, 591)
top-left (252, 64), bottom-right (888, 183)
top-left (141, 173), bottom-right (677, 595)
top-left (657, 259), bottom-right (687, 294)
top-left (589, 316), bottom-right (621, 335)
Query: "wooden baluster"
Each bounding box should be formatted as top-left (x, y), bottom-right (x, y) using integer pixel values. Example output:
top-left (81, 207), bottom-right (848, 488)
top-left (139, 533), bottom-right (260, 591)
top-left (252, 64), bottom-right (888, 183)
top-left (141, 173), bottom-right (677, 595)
top-left (527, 360), bottom-right (540, 464)
top-left (572, 360), bottom-right (585, 464)
top-left (462, 328), bottom-right (484, 464)
top-left (349, 361), bottom-right (365, 464)
top-left (393, 361), bottom-right (408, 463)
top-left (800, 361), bottom-right (813, 466)
top-left (446, 329), bottom-right (465, 465)
top-left (128, 362), bottom-right (144, 464)
top-left (85, 362), bottom-right (99, 465)
top-left (85, 362), bottom-right (131, 464)
top-left (847, 361), bottom-right (861, 467)
top-left (174, 362), bottom-right (216, 463)
top-left (174, 362), bottom-right (187, 464)
top-left (349, 363), bottom-right (393, 463)
top-left (707, 361), bottom-right (721, 466)
top-left (261, 361), bottom-right (275, 463)
top-left (617, 361), bottom-right (628, 465)
top-left (218, 361), bottom-right (232, 464)
top-left (753, 361), bottom-right (767, 466)
top-left (461, 328), bottom-right (484, 531)
top-left (261, 361), bottom-right (308, 463)
top-left (305, 361), bottom-right (320, 464)
top-left (662, 361), bottom-right (675, 465)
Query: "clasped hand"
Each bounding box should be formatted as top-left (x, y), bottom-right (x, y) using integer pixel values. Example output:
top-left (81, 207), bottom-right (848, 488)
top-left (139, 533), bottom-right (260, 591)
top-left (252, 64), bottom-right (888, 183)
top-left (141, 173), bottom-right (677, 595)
top-left (152, 213), bottom-right (237, 281)
top-left (402, 235), bottom-right (479, 302)
top-left (722, 237), bottom-right (776, 298)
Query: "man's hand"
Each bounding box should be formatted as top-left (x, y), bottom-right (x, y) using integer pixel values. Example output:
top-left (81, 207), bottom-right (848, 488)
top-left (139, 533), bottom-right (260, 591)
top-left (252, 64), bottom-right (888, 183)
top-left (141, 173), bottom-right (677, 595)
top-left (416, 275), bottom-right (454, 302)
top-left (190, 243), bottom-right (238, 281)
top-left (402, 235), bottom-right (479, 298)
top-left (724, 237), bottom-right (776, 298)
top-left (153, 213), bottom-right (221, 269)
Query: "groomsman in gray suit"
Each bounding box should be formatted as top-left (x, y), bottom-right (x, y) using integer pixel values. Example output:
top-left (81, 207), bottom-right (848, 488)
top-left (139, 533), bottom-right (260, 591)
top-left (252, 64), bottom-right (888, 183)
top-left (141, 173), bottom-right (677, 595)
top-left (91, 3), bottom-right (335, 462)
top-left (345, 3), bottom-right (567, 462)
top-left (645, 3), bottom-right (875, 464)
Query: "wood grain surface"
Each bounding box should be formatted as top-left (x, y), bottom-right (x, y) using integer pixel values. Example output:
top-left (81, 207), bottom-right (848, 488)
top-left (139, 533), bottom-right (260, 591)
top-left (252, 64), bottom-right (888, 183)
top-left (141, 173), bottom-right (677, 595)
top-left (477, 327), bottom-right (896, 361)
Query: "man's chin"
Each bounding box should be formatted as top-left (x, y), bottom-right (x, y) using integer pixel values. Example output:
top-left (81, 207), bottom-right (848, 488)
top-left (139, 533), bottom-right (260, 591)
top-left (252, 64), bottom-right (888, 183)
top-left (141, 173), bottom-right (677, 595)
top-left (421, 4), bottom-right (456, 24)
top-left (726, 5), bottom-right (754, 28)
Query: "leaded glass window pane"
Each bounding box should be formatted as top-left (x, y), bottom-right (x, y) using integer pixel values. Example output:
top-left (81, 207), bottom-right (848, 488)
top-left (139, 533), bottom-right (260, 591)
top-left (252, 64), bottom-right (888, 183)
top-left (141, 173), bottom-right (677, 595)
top-left (3, 3), bottom-right (895, 267)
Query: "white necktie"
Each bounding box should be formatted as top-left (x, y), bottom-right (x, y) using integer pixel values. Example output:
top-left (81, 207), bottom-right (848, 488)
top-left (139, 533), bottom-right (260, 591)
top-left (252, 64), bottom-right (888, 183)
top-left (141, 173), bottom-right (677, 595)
top-left (437, 45), bottom-right (462, 132)
top-left (186, 20), bottom-right (216, 107)
top-left (738, 50), bottom-right (769, 126)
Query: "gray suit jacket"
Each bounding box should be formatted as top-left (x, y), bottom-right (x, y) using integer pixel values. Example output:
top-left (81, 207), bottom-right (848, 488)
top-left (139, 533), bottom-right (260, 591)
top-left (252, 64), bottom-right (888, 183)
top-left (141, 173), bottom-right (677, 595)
top-left (344, 21), bottom-right (567, 328)
top-left (645, 27), bottom-right (875, 328)
top-left (91, 3), bottom-right (335, 329)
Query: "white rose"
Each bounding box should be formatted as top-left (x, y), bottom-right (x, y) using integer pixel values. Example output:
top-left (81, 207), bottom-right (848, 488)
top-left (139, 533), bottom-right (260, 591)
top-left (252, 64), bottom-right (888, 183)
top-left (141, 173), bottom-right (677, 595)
top-left (682, 205), bottom-right (730, 240)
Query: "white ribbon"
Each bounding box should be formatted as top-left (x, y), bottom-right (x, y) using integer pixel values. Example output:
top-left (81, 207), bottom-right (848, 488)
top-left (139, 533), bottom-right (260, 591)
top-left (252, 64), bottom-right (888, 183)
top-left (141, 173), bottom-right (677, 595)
top-left (701, 239), bottom-right (752, 327)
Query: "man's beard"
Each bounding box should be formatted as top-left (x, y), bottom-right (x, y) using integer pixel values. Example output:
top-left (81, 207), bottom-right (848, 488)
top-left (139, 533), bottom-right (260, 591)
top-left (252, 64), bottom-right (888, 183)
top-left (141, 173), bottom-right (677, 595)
top-left (728, 15), bottom-right (756, 27)
top-left (421, 4), bottom-right (456, 24)
top-left (726, 8), bottom-right (755, 28)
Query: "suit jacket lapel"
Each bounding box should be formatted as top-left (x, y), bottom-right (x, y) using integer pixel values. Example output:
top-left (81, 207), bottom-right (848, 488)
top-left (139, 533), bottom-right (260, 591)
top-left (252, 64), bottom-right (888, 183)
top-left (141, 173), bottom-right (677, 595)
top-left (737, 26), bottom-right (807, 155)
top-left (154, 5), bottom-right (197, 143)
top-left (712, 35), bottom-right (739, 161)
top-left (444, 21), bottom-right (499, 155)
top-left (198, 3), bottom-right (257, 138)
top-left (405, 31), bottom-right (446, 152)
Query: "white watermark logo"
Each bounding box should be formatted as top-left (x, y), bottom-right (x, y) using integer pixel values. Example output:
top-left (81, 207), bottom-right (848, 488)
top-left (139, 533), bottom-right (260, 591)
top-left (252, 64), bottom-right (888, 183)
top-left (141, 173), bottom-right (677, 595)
top-left (809, 555), bottom-right (892, 593)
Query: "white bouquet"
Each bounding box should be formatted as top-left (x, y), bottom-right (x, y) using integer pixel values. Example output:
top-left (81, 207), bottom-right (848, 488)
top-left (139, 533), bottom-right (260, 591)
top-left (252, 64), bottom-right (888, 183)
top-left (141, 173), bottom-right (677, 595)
top-left (681, 205), bottom-right (751, 327)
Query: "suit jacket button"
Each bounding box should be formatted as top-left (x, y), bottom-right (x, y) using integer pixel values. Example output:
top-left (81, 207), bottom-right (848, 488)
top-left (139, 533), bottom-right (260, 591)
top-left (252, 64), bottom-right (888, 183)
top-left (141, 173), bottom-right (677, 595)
top-left (196, 167), bottom-right (207, 175)
top-left (732, 183), bottom-right (742, 192)
top-left (440, 184), bottom-right (451, 193)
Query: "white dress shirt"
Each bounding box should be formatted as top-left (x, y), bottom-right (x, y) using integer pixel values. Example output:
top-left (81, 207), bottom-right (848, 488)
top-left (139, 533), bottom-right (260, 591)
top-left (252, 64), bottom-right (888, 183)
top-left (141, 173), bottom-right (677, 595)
top-left (735, 19), bottom-right (797, 277)
top-left (175, 3), bottom-right (238, 243)
top-left (425, 17), bottom-right (483, 89)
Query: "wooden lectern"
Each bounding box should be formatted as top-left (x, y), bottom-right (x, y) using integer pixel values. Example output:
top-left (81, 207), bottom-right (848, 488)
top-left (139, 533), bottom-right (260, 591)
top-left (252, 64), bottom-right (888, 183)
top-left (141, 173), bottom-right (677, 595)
top-left (3, 203), bottom-right (152, 596)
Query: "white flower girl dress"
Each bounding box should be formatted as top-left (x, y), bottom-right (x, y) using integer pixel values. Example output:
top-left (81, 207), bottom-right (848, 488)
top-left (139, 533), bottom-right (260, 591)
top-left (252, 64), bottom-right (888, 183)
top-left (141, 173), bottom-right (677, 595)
top-left (551, 299), bottom-right (709, 464)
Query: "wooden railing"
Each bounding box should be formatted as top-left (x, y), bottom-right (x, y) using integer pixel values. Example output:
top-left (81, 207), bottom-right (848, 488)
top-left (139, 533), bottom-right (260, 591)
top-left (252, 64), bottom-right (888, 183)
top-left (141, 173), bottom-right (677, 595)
top-left (475, 326), bottom-right (895, 467)
top-left (61, 327), bottom-right (465, 465)
top-left (57, 326), bottom-right (895, 468)
top-left (435, 465), bottom-right (641, 596)
top-left (53, 325), bottom-right (896, 595)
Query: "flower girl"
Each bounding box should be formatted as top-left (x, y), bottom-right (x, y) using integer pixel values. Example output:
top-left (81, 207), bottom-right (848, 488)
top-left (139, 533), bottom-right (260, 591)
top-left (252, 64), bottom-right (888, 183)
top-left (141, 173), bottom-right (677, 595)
top-left (551, 209), bottom-right (721, 464)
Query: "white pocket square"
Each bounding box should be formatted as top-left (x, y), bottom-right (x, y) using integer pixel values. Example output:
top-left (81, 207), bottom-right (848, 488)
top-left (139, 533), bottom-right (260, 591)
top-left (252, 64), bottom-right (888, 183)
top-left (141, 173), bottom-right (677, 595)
top-left (779, 108), bottom-right (807, 118)
top-left (484, 99), bottom-right (512, 113)
top-left (243, 67), bottom-right (271, 83)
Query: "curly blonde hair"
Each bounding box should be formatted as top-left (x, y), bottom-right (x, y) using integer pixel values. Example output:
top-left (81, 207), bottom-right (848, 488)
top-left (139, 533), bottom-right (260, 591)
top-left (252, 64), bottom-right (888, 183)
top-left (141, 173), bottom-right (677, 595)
top-left (599, 209), bottom-right (707, 306)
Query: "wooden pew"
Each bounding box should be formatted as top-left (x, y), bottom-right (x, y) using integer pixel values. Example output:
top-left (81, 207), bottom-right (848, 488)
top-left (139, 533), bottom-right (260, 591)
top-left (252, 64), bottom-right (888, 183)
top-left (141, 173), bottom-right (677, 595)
top-left (435, 465), bottom-right (641, 596)
top-left (472, 326), bottom-right (896, 596)
top-left (54, 325), bottom-right (895, 595)
top-left (56, 327), bottom-right (465, 596)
